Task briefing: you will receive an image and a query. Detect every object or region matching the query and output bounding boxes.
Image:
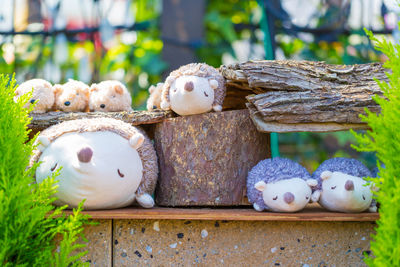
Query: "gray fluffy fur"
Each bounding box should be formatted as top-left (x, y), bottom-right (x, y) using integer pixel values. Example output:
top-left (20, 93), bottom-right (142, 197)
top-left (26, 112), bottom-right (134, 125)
top-left (247, 157), bottom-right (311, 211)
top-left (312, 158), bottom-right (372, 190)
top-left (371, 164), bottom-right (385, 178)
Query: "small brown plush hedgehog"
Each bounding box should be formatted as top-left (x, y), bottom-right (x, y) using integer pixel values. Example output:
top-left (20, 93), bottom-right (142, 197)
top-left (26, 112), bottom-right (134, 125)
top-left (146, 82), bottom-right (163, 111)
top-left (160, 63), bottom-right (226, 116)
top-left (15, 78), bottom-right (54, 113)
top-left (89, 80), bottom-right (133, 112)
top-left (54, 79), bottom-right (90, 112)
top-left (31, 118), bottom-right (158, 210)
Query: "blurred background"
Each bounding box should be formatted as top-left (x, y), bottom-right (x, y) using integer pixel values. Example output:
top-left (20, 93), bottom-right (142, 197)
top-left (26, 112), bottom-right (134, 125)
top-left (0, 0), bottom-right (398, 171)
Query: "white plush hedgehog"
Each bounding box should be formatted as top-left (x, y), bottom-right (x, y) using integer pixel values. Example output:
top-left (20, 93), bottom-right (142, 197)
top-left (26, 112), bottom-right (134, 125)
top-left (89, 80), bottom-right (133, 112)
top-left (146, 82), bottom-right (163, 111)
top-left (311, 158), bottom-right (377, 213)
top-left (160, 63), bottom-right (226, 116)
top-left (15, 79), bottom-right (54, 113)
top-left (31, 118), bottom-right (158, 210)
top-left (247, 157), bottom-right (318, 212)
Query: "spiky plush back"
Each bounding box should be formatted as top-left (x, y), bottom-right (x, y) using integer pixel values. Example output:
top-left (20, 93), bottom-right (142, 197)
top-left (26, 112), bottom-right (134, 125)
top-left (246, 157), bottom-right (311, 211)
top-left (312, 158), bottom-right (372, 190)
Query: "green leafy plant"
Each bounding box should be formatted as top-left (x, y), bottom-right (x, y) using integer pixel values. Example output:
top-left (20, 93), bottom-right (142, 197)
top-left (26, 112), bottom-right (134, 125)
top-left (351, 29), bottom-right (400, 266)
top-left (0, 74), bottom-right (90, 266)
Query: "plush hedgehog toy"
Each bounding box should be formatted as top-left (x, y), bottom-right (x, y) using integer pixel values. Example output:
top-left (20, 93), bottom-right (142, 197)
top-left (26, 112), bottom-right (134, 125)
top-left (160, 63), bottom-right (226, 116)
top-left (146, 82), bottom-right (163, 111)
top-left (311, 158), bottom-right (377, 213)
top-left (247, 157), bottom-right (318, 212)
top-left (31, 118), bottom-right (158, 210)
top-left (89, 80), bottom-right (133, 112)
top-left (54, 79), bottom-right (90, 112)
top-left (15, 79), bottom-right (54, 113)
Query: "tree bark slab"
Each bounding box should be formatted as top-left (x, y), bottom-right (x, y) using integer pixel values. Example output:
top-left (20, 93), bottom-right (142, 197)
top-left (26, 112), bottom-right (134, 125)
top-left (154, 109), bottom-right (270, 206)
top-left (220, 60), bottom-right (388, 130)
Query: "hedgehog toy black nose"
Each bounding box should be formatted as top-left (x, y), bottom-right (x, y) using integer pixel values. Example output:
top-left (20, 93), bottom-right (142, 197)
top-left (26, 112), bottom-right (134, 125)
top-left (345, 180), bottom-right (354, 191)
top-left (100, 104), bottom-right (106, 109)
top-left (64, 101), bottom-right (71, 106)
top-left (30, 99), bottom-right (35, 104)
top-left (184, 81), bottom-right (194, 92)
top-left (77, 147), bottom-right (93, 163)
top-left (283, 192), bottom-right (295, 204)
top-left (153, 105), bottom-right (157, 109)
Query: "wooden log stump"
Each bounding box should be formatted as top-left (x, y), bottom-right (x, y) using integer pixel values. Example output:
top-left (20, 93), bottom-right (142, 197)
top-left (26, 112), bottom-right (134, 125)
top-left (154, 109), bottom-right (270, 206)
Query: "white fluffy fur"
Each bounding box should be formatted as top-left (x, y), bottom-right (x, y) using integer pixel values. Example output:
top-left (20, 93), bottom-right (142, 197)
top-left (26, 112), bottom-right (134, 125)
top-left (169, 75), bottom-right (215, 116)
top-left (255, 178), bottom-right (315, 212)
top-left (146, 82), bottom-right (163, 111)
top-left (89, 80), bottom-right (132, 112)
top-left (36, 131), bottom-right (144, 210)
top-left (15, 79), bottom-right (54, 113)
top-left (314, 171), bottom-right (373, 213)
top-left (54, 79), bottom-right (89, 112)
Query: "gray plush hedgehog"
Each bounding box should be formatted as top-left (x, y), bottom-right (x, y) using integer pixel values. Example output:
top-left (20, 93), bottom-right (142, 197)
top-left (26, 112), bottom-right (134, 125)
top-left (311, 158), bottom-right (377, 213)
top-left (247, 157), bottom-right (318, 212)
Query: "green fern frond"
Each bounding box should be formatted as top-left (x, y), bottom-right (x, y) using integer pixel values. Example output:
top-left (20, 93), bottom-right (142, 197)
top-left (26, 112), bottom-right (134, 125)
top-left (352, 29), bottom-right (400, 266)
top-left (0, 74), bottom-right (90, 266)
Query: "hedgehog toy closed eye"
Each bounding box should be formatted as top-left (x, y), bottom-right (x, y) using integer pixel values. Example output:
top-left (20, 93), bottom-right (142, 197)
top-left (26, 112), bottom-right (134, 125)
top-left (89, 80), bottom-right (133, 112)
top-left (146, 82), bottom-right (163, 111)
top-left (311, 158), bottom-right (377, 213)
top-left (54, 79), bottom-right (90, 112)
top-left (14, 79), bottom-right (54, 113)
top-left (160, 63), bottom-right (226, 116)
top-left (31, 118), bottom-right (158, 210)
top-left (247, 157), bottom-right (318, 212)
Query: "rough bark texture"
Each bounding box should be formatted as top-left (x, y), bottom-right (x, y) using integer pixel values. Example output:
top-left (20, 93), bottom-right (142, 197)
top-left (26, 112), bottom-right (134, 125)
top-left (220, 60), bottom-right (387, 131)
top-left (154, 109), bottom-right (270, 206)
top-left (28, 109), bottom-right (173, 133)
top-left (246, 103), bottom-right (370, 133)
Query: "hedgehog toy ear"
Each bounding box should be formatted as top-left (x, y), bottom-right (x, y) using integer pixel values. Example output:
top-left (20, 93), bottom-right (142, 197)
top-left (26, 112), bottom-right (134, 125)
top-left (209, 79), bottom-right (219, 89)
top-left (306, 179), bottom-right (318, 187)
top-left (80, 86), bottom-right (89, 96)
top-left (370, 182), bottom-right (380, 192)
top-left (165, 76), bottom-right (175, 85)
top-left (90, 84), bottom-right (98, 93)
top-left (148, 85), bottom-right (156, 94)
top-left (254, 181), bottom-right (267, 192)
top-left (53, 84), bottom-right (63, 96)
top-left (321, 171), bottom-right (333, 180)
top-left (114, 84), bottom-right (124, 95)
top-left (129, 132), bottom-right (144, 150)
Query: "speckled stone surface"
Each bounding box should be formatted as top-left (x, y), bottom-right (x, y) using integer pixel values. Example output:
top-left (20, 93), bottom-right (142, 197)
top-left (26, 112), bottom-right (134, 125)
top-left (72, 219), bottom-right (112, 266)
top-left (111, 219), bottom-right (375, 266)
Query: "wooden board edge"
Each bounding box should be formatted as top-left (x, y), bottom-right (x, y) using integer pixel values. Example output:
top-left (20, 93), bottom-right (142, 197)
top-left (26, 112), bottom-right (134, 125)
top-left (62, 207), bottom-right (379, 222)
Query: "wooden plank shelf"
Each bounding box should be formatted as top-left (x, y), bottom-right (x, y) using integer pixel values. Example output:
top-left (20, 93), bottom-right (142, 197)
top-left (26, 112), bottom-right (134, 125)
top-left (64, 204), bottom-right (379, 221)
